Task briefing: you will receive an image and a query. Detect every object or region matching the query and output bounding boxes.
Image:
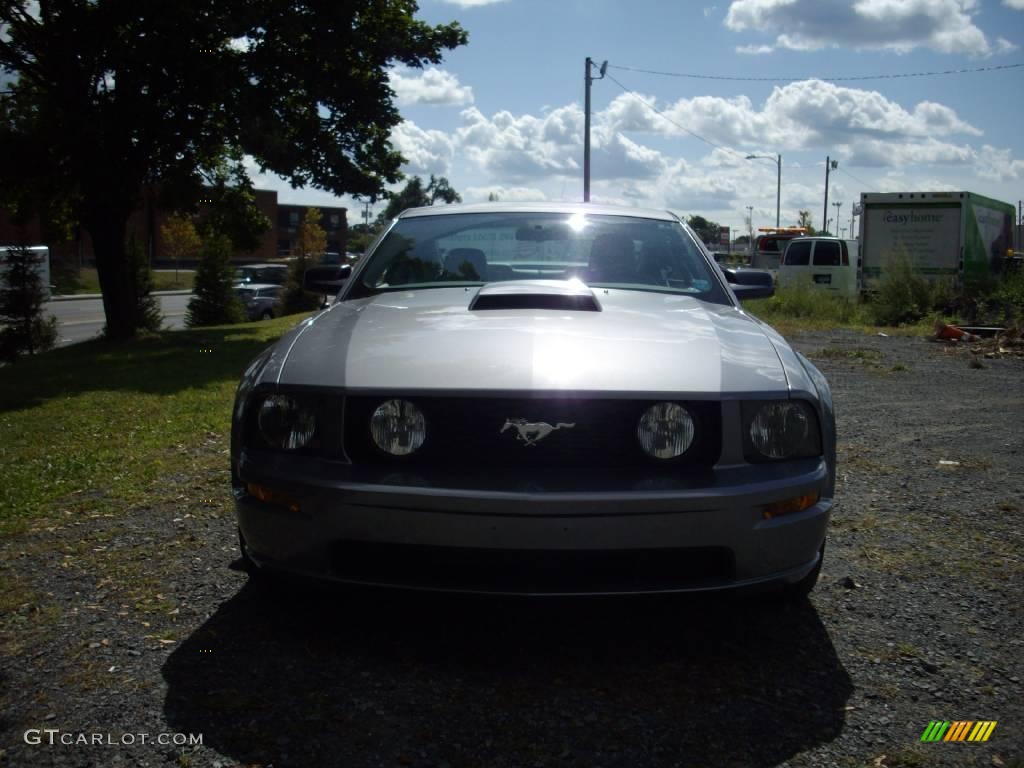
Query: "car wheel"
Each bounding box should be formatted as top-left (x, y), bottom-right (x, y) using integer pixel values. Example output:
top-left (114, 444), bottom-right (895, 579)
top-left (260, 310), bottom-right (273, 321)
top-left (784, 542), bottom-right (825, 601)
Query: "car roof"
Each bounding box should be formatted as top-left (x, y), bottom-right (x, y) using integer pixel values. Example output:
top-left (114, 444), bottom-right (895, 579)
top-left (234, 282), bottom-right (280, 290)
top-left (236, 263), bottom-right (287, 269)
top-left (396, 201), bottom-right (680, 222)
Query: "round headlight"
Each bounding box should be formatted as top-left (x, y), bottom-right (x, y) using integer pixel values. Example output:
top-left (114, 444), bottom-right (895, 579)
top-left (371, 399), bottom-right (426, 456)
top-left (257, 395), bottom-right (317, 449)
top-left (749, 402), bottom-right (810, 459)
top-left (637, 402), bottom-right (695, 459)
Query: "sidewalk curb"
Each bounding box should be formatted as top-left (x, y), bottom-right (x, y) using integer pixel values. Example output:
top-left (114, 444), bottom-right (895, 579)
top-left (49, 290), bottom-right (193, 302)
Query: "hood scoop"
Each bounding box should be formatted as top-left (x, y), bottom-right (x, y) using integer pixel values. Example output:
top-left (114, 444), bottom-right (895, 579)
top-left (469, 279), bottom-right (602, 312)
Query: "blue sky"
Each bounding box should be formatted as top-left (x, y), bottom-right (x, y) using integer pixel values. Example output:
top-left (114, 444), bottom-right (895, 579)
top-left (261, 0), bottom-right (1024, 237)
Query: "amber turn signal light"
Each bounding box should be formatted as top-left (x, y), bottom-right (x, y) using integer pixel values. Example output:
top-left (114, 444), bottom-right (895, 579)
top-left (761, 492), bottom-right (819, 520)
top-left (246, 483), bottom-right (301, 513)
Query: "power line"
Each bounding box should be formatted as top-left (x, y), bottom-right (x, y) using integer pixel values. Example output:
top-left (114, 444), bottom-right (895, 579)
top-left (609, 61), bottom-right (1024, 83)
top-left (835, 166), bottom-right (874, 192)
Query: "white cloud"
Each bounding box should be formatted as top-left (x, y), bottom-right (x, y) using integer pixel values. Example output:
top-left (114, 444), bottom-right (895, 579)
top-left (390, 67), bottom-right (473, 106)
top-left (1003, 0), bottom-right (1024, 9)
top-left (725, 0), bottom-right (998, 56)
top-left (391, 120), bottom-right (455, 175)
top-left (600, 80), bottom-right (982, 153)
top-left (703, 5), bottom-right (718, 17)
top-left (736, 44), bottom-right (774, 54)
top-left (975, 145), bottom-right (1024, 180)
top-left (442, 0), bottom-right (508, 5)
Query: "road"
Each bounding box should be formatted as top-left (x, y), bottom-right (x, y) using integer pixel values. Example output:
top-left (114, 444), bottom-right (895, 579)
top-left (47, 293), bottom-right (190, 346)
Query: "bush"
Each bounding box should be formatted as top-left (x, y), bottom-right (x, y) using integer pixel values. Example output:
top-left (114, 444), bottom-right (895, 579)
top-left (756, 277), bottom-right (863, 324)
top-left (992, 265), bottom-right (1024, 324)
top-left (129, 235), bottom-right (163, 332)
top-left (186, 232), bottom-right (245, 327)
top-left (278, 255), bottom-right (323, 315)
top-left (0, 245), bottom-right (59, 360)
top-left (868, 251), bottom-right (940, 326)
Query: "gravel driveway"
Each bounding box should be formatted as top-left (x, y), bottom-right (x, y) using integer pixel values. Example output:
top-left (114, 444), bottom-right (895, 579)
top-left (1, 329), bottom-right (1021, 768)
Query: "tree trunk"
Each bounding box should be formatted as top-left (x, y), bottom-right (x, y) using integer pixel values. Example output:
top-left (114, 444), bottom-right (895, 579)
top-left (84, 208), bottom-right (138, 340)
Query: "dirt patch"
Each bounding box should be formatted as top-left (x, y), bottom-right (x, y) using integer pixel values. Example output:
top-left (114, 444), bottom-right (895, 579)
top-left (1, 329), bottom-right (1022, 767)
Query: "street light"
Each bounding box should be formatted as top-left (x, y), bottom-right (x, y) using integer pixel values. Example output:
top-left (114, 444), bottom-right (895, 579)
top-left (745, 153), bottom-right (782, 228)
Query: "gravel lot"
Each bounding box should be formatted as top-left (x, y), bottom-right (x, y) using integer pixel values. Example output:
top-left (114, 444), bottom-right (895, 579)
top-left (1, 329), bottom-right (1021, 768)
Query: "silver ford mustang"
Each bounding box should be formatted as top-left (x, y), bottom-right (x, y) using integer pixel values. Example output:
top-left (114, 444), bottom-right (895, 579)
top-left (231, 203), bottom-right (835, 597)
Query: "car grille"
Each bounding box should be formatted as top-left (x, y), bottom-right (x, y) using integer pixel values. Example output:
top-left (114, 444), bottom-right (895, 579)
top-left (344, 396), bottom-right (721, 469)
top-left (329, 541), bottom-right (735, 594)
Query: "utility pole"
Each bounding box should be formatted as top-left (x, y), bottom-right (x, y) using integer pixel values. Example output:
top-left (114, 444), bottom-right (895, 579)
top-left (822, 157), bottom-right (837, 230)
top-left (833, 201), bottom-right (842, 237)
top-left (775, 154), bottom-right (781, 227)
top-left (583, 57), bottom-right (607, 202)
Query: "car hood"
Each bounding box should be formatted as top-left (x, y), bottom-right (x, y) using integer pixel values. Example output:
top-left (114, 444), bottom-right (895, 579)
top-left (274, 286), bottom-right (790, 396)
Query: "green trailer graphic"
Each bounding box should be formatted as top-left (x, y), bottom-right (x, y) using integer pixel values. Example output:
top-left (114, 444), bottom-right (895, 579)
top-left (859, 191), bottom-right (1016, 290)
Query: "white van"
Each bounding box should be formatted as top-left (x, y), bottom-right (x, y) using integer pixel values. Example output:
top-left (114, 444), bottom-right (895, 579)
top-left (778, 237), bottom-right (859, 299)
top-left (0, 246), bottom-right (52, 300)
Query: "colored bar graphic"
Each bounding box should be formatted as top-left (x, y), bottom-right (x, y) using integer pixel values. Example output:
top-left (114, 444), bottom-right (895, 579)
top-left (945, 721), bottom-right (973, 741)
top-left (968, 722), bottom-right (998, 742)
top-left (921, 720), bottom-right (997, 742)
top-left (921, 721), bottom-right (950, 742)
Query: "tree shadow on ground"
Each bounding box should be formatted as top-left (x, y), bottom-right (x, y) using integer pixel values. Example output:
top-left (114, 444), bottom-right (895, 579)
top-left (163, 582), bottom-right (851, 767)
top-left (0, 320), bottom-right (300, 413)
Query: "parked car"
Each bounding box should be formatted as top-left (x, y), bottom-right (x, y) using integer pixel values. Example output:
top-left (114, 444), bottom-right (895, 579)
top-left (235, 283), bottom-right (282, 320)
top-left (234, 263), bottom-right (288, 285)
top-left (231, 203), bottom-right (835, 597)
top-left (779, 237), bottom-right (859, 299)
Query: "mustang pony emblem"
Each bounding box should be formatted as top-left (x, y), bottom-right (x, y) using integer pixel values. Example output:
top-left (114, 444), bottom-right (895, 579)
top-left (500, 418), bottom-right (575, 447)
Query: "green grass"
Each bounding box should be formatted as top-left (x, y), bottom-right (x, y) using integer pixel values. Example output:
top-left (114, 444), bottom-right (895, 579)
top-left (0, 315), bottom-right (301, 535)
top-left (60, 267), bottom-right (195, 294)
top-left (744, 283), bottom-right (936, 337)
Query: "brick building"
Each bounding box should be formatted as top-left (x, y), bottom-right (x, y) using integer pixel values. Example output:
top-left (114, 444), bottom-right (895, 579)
top-left (0, 188), bottom-right (346, 268)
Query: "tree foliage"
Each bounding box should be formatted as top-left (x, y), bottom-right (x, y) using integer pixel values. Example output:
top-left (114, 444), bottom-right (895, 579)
top-left (0, 245), bottom-right (58, 359)
top-left (186, 232), bottom-right (245, 328)
top-left (379, 175), bottom-right (462, 223)
top-left (161, 214), bottom-right (202, 270)
top-left (296, 208), bottom-right (327, 261)
top-left (0, 1), bottom-right (466, 338)
top-left (278, 208), bottom-right (328, 315)
top-left (686, 215), bottom-right (722, 245)
top-left (797, 210), bottom-right (818, 235)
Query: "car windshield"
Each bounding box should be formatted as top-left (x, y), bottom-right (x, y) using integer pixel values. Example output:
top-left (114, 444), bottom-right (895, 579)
top-left (236, 288), bottom-right (256, 300)
top-left (352, 212), bottom-right (726, 301)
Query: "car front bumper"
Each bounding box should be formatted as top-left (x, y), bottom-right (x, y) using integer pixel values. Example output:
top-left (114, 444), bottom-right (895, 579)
top-left (233, 454), bottom-right (831, 596)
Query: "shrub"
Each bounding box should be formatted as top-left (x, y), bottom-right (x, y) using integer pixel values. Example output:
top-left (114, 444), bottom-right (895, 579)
top-left (129, 235), bottom-right (163, 332)
top-left (186, 233), bottom-right (245, 327)
top-left (0, 245), bottom-right (59, 360)
top-left (868, 251), bottom-right (937, 326)
top-left (278, 255), bottom-right (323, 315)
top-left (756, 277), bottom-right (863, 324)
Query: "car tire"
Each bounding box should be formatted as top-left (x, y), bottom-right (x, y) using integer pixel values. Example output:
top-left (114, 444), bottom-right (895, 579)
top-left (783, 542), bottom-right (825, 601)
top-left (260, 310), bottom-right (273, 321)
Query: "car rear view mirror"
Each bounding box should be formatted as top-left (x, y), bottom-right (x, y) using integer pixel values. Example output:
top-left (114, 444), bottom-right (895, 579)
top-left (723, 267), bottom-right (774, 300)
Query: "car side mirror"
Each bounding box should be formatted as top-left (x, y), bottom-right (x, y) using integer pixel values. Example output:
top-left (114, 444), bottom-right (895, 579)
top-left (723, 267), bottom-right (774, 300)
top-left (303, 264), bottom-right (352, 294)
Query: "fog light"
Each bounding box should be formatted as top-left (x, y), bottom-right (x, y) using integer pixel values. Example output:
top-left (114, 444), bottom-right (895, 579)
top-left (761, 492), bottom-right (819, 520)
top-left (247, 483), bottom-right (301, 513)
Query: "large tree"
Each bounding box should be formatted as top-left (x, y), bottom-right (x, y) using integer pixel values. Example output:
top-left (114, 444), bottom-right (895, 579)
top-left (379, 174), bottom-right (461, 223)
top-left (0, 1), bottom-right (466, 338)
